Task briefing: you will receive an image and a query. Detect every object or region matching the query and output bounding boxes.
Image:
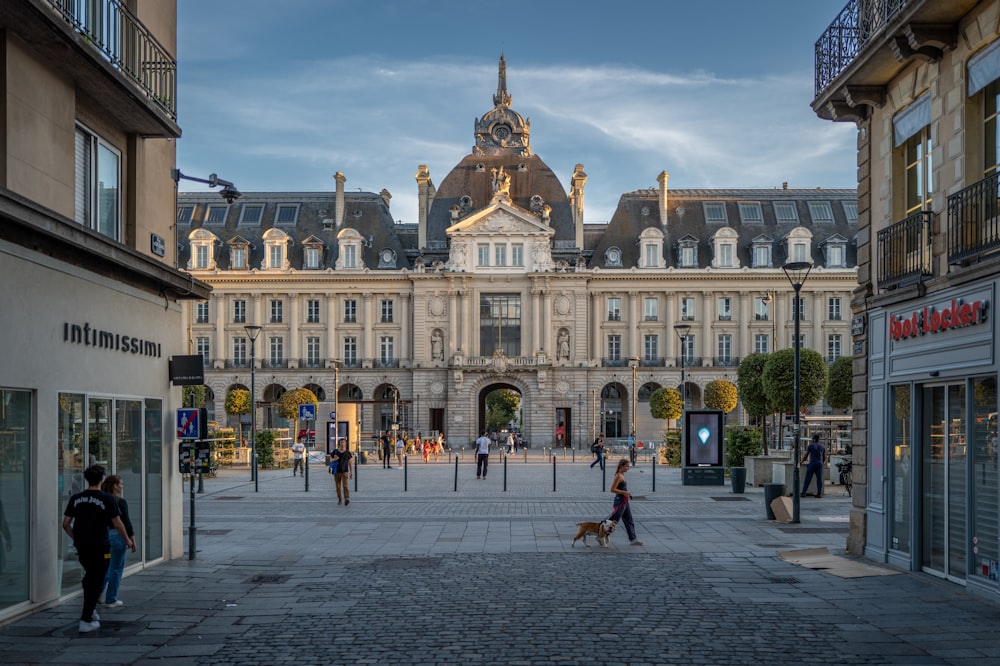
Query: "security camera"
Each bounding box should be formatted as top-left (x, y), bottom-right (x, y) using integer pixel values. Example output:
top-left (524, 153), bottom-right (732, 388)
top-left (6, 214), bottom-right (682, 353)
top-left (219, 186), bottom-right (241, 204)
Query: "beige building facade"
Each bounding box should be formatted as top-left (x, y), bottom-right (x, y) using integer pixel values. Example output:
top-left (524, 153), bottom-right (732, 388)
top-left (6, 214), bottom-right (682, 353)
top-left (179, 58), bottom-right (858, 457)
top-left (0, 1), bottom-right (208, 621)
top-left (814, 0), bottom-right (1000, 598)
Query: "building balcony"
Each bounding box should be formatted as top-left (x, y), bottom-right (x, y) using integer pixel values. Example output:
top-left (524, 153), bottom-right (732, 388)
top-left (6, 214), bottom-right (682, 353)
top-left (877, 210), bottom-right (932, 291)
top-left (675, 356), bottom-right (704, 368)
top-left (458, 355), bottom-right (540, 370)
top-left (1, 0), bottom-right (179, 136)
top-left (341, 358), bottom-right (361, 369)
top-left (602, 357), bottom-right (626, 368)
top-left (300, 358), bottom-right (325, 369)
top-left (947, 171), bottom-right (1000, 267)
top-left (373, 358), bottom-right (400, 369)
top-left (812, 0), bottom-right (965, 121)
top-left (638, 357), bottom-right (666, 368)
top-left (712, 357), bottom-right (740, 368)
top-left (224, 359), bottom-right (249, 369)
top-left (260, 359), bottom-right (288, 369)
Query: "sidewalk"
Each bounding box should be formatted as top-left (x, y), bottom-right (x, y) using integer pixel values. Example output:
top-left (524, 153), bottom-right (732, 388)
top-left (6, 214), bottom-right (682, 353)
top-left (2, 456), bottom-right (998, 665)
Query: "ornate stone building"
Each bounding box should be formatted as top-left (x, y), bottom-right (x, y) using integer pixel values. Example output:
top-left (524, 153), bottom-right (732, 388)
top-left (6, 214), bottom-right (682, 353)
top-left (813, 0), bottom-right (1000, 598)
top-left (179, 57), bottom-right (857, 451)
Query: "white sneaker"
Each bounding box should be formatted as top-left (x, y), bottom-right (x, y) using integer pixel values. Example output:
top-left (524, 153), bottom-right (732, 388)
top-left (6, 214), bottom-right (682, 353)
top-left (629, 539), bottom-right (644, 546)
top-left (104, 600), bottom-right (124, 608)
top-left (92, 610), bottom-right (100, 621)
top-left (78, 620), bottom-right (100, 633)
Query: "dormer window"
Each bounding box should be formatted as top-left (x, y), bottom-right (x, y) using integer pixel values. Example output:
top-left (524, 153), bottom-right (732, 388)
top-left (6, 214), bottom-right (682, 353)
top-left (808, 202), bottom-right (835, 224)
top-left (342, 245), bottom-right (357, 268)
top-left (842, 201), bottom-right (858, 224)
top-left (639, 228), bottom-right (665, 268)
top-left (710, 227), bottom-right (739, 268)
top-left (275, 204), bottom-right (299, 226)
top-left (228, 236), bottom-right (251, 270)
top-left (703, 202), bottom-right (727, 224)
top-left (239, 204), bottom-right (264, 226)
top-left (186, 228), bottom-right (219, 271)
top-left (822, 235), bottom-right (848, 268)
top-left (676, 234), bottom-right (700, 268)
top-left (750, 235), bottom-right (773, 268)
top-left (784, 227), bottom-right (814, 265)
top-left (205, 205), bottom-right (228, 225)
top-left (604, 247), bottom-right (623, 268)
top-left (774, 202), bottom-right (798, 223)
top-left (737, 202), bottom-right (763, 224)
top-left (302, 236), bottom-right (326, 270)
top-left (336, 228), bottom-right (366, 270)
top-left (176, 206), bottom-right (194, 225)
top-left (261, 227), bottom-right (292, 270)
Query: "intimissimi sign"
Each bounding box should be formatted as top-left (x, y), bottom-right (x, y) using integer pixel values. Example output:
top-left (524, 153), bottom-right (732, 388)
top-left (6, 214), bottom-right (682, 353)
top-left (63, 321), bottom-right (162, 358)
top-left (889, 298), bottom-right (989, 342)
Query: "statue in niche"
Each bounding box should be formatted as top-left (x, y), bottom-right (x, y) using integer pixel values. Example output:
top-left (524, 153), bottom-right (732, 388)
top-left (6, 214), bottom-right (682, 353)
top-left (431, 330), bottom-right (444, 361)
top-left (557, 330), bottom-right (570, 360)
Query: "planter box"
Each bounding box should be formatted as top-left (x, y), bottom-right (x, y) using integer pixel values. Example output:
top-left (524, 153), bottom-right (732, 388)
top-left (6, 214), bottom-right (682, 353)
top-left (744, 456), bottom-right (787, 487)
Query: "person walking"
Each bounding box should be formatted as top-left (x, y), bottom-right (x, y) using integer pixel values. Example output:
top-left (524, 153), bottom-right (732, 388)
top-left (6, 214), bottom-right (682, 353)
top-left (475, 430), bottom-right (491, 479)
top-left (609, 458), bottom-right (642, 546)
top-left (62, 465), bottom-right (134, 633)
top-left (330, 439), bottom-right (353, 505)
top-left (506, 431), bottom-right (515, 454)
top-left (801, 433), bottom-right (827, 497)
top-left (381, 432), bottom-right (393, 469)
top-left (99, 475), bottom-right (135, 609)
top-left (291, 436), bottom-right (306, 476)
top-left (590, 435), bottom-right (606, 470)
top-left (395, 432), bottom-right (405, 467)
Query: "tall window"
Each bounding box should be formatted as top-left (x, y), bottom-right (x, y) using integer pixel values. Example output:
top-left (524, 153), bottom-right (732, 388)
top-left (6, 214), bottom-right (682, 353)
top-left (644, 244), bottom-right (659, 267)
top-left (342, 244), bottom-right (357, 269)
top-left (478, 244), bottom-right (490, 266)
top-left (827, 334), bottom-right (842, 361)
top-left (479, 294), bottom-right (521, 356)
top-left (196, 337), bottom-right (210, 364)
top-left (270, 299), bottom-right (283, 323)
top-left (607, 335), bottom-right (622, 362)
top-left (233, 337), bottom-right (247, 366)
top-left (307, 299), bottom-right (320, 323)
top-left (343, 337), bottom-right (358, 365)
top-left (307, 337), bottom-right (321, 366)
top-left (344, 299), bottom-right (357, 323)
top-left (381, 299), bottom-right (394, 323)
top-left (231, 246), bottom-right (246, 270)
top-left (269, 245), bottom-right (284, 269)
top-left (717, 334), bottom-right (732, 363)
top-left (754, 334), bottom-right (770, 354)
top-left (753, 244), bottom-right (771, 268)
top-left (380, 336), bottom-right (395, 364)
top-left (512, 244), bottom-right (524, 266)
top-left (495, 245), bottom-right (507, 266)
top-left (75, 123), bottom-right (120, 241)
top-left (680, 334), bottom-right (695, 363)
top-left (904, 128), bottom-right (933, 214)
top-left (680, 296), bottom-right (695, 321)
top-left (233, 299), bottom-right (246, 324)
top-left (717, 297), bottom-right (732, 321)
top-left (194, 245), bottom-right (210, 269)
top-left (644, 334), bottom-right (659, 362)
top-left (828, 297), bottom-right (842, 321)
top-left (195, 302), bottom-right (209, 324)
top-left (754, 297), bottom-right (770, 321)
top-left (986, 80), bottom-right (1000, 176)
top-left (305, 247), bottom-right (321, 269)
top-left (680, 245), bottom-right (697, 268)
top-left (269, 337), bottom-right (283, 364)
top-left (607, 297), bottom-right (622, 321)
top-left (794, 296), bottom-right (806, 320)
top-left (643, 297), bottom-right (658, 321)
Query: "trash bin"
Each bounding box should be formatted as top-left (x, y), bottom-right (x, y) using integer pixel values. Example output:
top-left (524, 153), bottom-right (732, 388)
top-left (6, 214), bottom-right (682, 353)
top-left (730, 466), bottom-right (746, 494)
top-left (763, 483), bottom-right (784, 520)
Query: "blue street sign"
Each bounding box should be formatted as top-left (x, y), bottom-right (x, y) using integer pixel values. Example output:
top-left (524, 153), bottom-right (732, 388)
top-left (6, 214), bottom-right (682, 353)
top-left (177, 408), bottom-right (199, 439)
top-left (299, 403), bottom-right (316, 421)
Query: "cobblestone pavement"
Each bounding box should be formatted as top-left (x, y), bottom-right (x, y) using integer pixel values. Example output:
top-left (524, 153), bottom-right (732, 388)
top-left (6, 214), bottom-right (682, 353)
top-left (2, 456), bottom-right (999, 665)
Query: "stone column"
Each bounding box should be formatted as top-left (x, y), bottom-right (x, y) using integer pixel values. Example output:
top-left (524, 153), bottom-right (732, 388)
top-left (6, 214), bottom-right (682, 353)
top-left (326, 294), bottom-right (338, 360)
top-left (362, 292), bottom-right (374, 364)
top-left (289, 295), bottom-right (300, 366)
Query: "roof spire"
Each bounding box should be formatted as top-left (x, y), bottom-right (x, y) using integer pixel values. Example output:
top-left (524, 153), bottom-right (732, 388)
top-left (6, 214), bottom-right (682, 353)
top-left (493, 55), bottom-right (511, 108)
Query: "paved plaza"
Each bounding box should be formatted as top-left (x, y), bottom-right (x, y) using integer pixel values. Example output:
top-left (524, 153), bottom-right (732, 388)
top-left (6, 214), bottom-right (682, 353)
top-left (3, 451), bottom-right (999, 665)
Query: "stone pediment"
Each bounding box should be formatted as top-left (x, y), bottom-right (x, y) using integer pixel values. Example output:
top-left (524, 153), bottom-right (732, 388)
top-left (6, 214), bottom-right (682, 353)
top-left (446, 202), bottom-right (554, 238)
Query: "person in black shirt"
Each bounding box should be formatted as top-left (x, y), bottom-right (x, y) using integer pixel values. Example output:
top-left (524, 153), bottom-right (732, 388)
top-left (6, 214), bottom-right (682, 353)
top-left (62, 465), bottom-right (134, 633)
top-left (330, 439), bottom-right (354, 505)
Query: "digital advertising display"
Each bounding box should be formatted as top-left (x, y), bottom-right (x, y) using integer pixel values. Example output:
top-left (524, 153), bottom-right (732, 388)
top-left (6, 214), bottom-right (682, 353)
top-left (684, 410), bottom-right (724, 467)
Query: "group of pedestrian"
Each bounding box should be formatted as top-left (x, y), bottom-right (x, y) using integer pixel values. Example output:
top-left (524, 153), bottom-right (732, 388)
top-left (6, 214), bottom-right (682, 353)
top-left (379, 431), bottom-right (445, 467)
top-left (62, 465), bottom-right (136, 634)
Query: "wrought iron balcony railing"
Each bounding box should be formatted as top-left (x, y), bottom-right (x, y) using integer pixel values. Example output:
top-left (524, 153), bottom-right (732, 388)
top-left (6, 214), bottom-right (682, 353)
top-left (261, 359), bottom-right (288, 369)
top-left (224, 359), bottom-right (249, 369)
top-left (877, 210), bottom-right (932, 290)
top-left (712, 357), bottom-right (741, 368)
top-left (675, 356), bottom-right (704, 368)
top-left (46, 0), bottom-right (177, 120)
top-left (814, 0), bottom-right (912, 97)
top-left (639, 357), bottom-right (666, 367)
top-left (300, 358), bottom-right (325, 369)
top-left (602, 357), bottom-right (626, 367)
top-left (947, 171), bottom-right (1000, 266)
top-left (373, 358), bottom-right (400, 368)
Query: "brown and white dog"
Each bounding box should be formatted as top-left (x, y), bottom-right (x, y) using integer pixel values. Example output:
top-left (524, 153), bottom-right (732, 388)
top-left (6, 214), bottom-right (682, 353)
top-left (572, 519), bottom-right (617, 547)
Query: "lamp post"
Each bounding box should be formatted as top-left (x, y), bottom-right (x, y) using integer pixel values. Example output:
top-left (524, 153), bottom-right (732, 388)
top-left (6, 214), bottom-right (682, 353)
top-left (674, 324), bottom-right (691, 464)
top-left (244, 324), bottom-right (262, 492)
top-left (333, 360), bottom-right (340, 452)
top-left (630, 355), bottom-right (639, 435)
top-left (782, 261), bottom-right (812, 525)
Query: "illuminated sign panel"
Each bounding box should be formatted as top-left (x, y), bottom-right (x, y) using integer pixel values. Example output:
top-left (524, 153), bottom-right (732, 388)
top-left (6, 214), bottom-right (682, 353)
top-left (889, 298), bottom-right (989, 342)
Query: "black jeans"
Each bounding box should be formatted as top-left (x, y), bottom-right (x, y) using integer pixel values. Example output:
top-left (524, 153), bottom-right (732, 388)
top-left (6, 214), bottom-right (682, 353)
top-left (77, 544), bottom-right (110, 621)
top-left (476, 453), bottom-right (489, 477)
top-left (610, 498), bottom-right (636, 541)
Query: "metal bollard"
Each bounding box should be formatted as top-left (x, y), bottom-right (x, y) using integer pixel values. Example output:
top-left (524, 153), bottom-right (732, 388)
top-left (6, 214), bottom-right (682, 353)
top-left (503, 455), bottom-right (508, 492)
top-left (652, 452), bottom-right (656, 492)
top-left (354, 456), bottom-right (358, 492)
top-left (552, 455), bottom-right (557, 492)
top-left (454, 456), bottom-right (458, 491)
top-left (404, 454), bottom-right (408, 492)
top-left (523, 447), bottom-right (527, 463)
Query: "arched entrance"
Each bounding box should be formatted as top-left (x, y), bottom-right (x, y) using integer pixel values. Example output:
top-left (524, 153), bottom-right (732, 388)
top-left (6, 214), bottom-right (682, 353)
top-left (600, 383), bottom-right (626, 438)
top-left (478, 382), bottom-right (523, 441)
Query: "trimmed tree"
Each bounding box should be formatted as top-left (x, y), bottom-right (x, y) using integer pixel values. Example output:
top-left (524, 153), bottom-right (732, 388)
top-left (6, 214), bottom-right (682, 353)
top-left (826, 356), bottom-right (853, 411)
top-left (650, 387), bottom-right (682, 424)
top-left (225, 388), bottom-right (251, 446)
top-left (737, 353), bottom-right (771, 453)
top-left (762, 348), bottom-right (829, 416)
top-left (704, 379), bottom-right (738, 414)
top-left (276, 387), bottom-right (319, 445)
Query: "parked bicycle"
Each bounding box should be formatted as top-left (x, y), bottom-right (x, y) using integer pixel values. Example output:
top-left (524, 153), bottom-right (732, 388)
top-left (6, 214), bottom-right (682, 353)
top-left (836, 457), bottom-right (853, 495)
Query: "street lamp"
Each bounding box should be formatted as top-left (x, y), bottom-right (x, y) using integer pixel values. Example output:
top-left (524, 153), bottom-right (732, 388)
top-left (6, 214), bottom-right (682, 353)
top-left (674, 324), bottom-right (691, 464)
top-left (332, 360), bottom-right (340, 452)
top-left (629, 356), bottom-right (640, 436)
top-left (782, 261), bottom-right (813, 525)
top-left (244, 324), bottom-right (262, 492)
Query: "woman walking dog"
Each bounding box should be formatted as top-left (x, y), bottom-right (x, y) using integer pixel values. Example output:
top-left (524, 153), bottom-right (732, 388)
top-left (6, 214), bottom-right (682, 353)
top-left (609, 458), bottom-right (643, 546)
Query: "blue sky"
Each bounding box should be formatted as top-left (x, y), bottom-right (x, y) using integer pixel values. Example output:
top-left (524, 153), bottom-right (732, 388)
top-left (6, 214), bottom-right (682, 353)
top-left (176, 0), bottom-right (856, 224)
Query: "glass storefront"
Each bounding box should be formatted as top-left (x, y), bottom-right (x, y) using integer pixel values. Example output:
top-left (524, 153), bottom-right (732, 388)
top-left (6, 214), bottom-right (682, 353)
top-left (971, 377), bottom-right (998, 582)
top-left (890, 385), bottom-right (912, 555)
top-left (0, 390), bottom-right (31, 611)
